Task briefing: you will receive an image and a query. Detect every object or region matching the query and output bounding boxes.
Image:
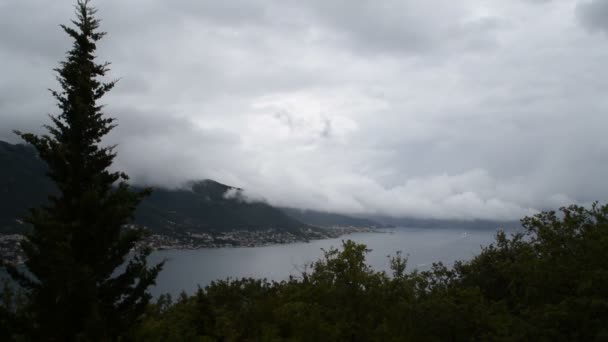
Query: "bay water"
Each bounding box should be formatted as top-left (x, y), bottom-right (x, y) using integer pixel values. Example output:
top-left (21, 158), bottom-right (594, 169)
top-left (148, 227), bottom-right (505, 297)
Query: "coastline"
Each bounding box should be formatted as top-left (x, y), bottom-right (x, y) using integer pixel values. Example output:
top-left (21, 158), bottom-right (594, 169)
top-left (143, 226), bottom-right (385, 251)
top-left (0, 226), bottom-right (385, 266)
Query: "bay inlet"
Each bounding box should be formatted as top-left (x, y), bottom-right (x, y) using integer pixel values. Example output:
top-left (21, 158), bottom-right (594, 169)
top-left (148, 227), bottom-right (507, 297)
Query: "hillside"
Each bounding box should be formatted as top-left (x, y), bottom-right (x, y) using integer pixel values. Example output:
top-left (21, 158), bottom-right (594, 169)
top-left (369, 215), bottom-right (520, 231)
top-left (135, 180), bottom-right (307, 234)
top-left (0, 141), bottom-right (306, 234)
top-left (1, 140), bottom-right (515, 235)
top-left (280, 207), bottom-right (384, 228)
top-left (0, 141), bottom-right (56, 233)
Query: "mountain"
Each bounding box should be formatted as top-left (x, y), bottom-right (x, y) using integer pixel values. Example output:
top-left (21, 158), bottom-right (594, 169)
top-left (279, 208), bottom-right (518, 231)
top-left (0, 140), bottom-right (306, 234)
top-left (0, 141), bottom-right (57, 233)
top-left (135, 180), bottom-right (307, 234)
top-left (1, 140), bottom-right (517, 235)
top-left (368, 215), bottom-right (520, 231)
top-left (280, 207), bottom-right (384, 228)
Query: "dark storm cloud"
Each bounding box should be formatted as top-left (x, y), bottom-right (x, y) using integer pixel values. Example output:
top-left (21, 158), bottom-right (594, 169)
top-left (1, 0), bottom-right (608, 220)
top-left (298, 1), bottom-right (503, 56)
top-left (577, 0), bottom-right (608, 34)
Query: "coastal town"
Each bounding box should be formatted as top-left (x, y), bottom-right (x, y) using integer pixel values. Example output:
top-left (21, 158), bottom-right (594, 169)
top-left (1, 226), bottom-right (382, 266)
top-left (144, 225), bottom-right (380, 250)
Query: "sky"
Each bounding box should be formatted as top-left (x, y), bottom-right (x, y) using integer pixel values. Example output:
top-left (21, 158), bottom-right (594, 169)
top-left (1, 0), bottom-right (608, 220)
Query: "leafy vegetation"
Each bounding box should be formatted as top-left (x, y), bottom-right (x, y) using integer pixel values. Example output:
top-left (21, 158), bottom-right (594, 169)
top-left (129, 203), bottom-right (608, 341)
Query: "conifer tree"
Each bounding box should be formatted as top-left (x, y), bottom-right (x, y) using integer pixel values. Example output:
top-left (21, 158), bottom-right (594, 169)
top-left (7, 1), bottom-right (163, 339)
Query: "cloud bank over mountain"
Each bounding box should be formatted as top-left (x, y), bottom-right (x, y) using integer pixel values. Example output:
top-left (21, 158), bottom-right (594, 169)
top-left (1, 0), bottom-right (607, 220)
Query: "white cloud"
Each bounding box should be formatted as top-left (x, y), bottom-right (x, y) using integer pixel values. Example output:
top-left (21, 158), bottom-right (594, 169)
top-left (1, 0), bottom-right (607, 220)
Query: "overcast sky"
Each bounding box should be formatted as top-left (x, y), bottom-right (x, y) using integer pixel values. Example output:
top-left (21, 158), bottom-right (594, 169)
top-left (1, 0), bottom-right (608, 220)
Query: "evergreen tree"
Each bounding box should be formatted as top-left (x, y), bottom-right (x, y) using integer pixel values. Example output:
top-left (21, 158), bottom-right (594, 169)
top-left (7, 1), bottom-right (163, 339)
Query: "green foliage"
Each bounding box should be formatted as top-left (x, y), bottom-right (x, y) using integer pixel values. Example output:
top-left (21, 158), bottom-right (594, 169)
top-left (455, 203), bottom-right (608, 340)
top-left (2, 1), bottom-right (162, 340)
top-left (0, 281), bottom-right (29, 341)
top-left (134, 203), bottom-right (608, 341)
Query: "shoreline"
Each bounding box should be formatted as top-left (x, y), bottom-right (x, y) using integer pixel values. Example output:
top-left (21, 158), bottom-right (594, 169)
top-left (1, 226), bottom-right (387, 265)
top-left (144, 226), bottom-right (386, 251)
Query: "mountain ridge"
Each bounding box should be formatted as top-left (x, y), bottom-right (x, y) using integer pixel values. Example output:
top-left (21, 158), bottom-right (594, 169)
top-left (0, 140), bottom-right (516, 234)
top-left (0, 140), bottom-right (309, 234)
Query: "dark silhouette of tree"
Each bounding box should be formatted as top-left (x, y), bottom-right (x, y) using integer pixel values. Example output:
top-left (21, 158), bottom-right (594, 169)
top-left (7, 1), bottom-right (163, 339)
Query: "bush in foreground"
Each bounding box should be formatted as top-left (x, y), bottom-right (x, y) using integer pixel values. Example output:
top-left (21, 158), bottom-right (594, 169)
top-left (133, 204), bottom-right (608, 341)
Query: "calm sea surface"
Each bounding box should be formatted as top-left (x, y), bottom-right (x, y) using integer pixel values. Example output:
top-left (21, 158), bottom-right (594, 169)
top-left (148, 227), bottom-right (506, 297)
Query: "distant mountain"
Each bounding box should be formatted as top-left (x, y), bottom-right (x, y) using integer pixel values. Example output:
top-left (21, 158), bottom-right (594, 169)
top-left (280, 207), bottom-right (384, 228)
top-left (0, 140), bottom-right (306, 234)
top-left (368, 216), bottom-right (521, 231)
top-left (0, 141), bottom-right (57, 233)
top-left (135, 180), bottom-right (307, 234)
top-left (0, 140), bottom-right (519, 235)
top-left (279, 207), bottom-right (518, 231)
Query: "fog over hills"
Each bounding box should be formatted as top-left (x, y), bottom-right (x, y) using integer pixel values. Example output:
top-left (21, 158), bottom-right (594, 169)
top-left (0, 141), bottom-right (308, 234)
top-left (2, 1), bottom-right (608, 220)
top-left (1, 140), bottom-right (515, 233)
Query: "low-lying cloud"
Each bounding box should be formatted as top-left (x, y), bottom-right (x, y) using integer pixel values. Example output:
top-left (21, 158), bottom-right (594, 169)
top-left (1, 0), bottom-right (607, 220)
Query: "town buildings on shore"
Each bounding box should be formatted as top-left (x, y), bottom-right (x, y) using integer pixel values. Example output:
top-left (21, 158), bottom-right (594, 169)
top-left (1, 226), bottom-right (381, 265)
